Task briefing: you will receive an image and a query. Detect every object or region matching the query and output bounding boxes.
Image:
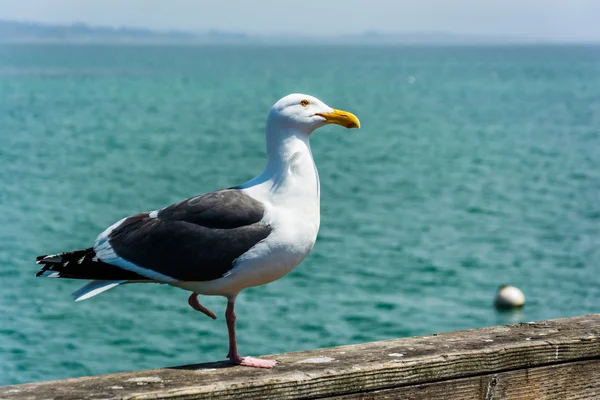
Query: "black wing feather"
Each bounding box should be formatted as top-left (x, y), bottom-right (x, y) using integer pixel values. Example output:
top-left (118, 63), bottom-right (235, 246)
top-left (36, 189), bottom-right (271, 282)
top-left (108, 189), bottom-right (271, 282)
top-left (36, 248), bottom-right (151, 280)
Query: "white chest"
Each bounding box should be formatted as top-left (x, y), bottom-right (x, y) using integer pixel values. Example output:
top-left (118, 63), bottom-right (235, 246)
top-left (231, 149), bottom-right (321, 288)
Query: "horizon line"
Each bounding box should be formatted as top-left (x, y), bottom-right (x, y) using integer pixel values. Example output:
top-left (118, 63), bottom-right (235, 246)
top-left (2, 19), bottom-right (600, 45)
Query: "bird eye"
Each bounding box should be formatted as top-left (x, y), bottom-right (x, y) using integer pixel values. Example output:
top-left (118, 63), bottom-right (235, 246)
top-left (300, 99), bottom-right (310, 107)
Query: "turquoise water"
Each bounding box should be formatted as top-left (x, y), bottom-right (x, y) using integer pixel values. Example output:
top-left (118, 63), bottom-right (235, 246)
top-left (1, 44), bottom-right (599, 385)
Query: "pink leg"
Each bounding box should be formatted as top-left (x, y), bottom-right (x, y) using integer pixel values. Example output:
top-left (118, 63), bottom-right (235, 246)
top-left (225, 299), bottom-right (279, 368)
top-left (188, 293), bottom-right (217, 320)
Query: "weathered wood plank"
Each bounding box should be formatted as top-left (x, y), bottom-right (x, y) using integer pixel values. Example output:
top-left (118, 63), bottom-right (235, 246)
top-left (1, 314), bottom-right (599, 400)
top-left (331, 359), bottom-right (600, 399)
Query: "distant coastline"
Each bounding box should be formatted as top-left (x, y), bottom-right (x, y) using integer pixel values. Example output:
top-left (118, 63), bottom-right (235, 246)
top-left (1, 20), bottom-right (598, 45)
top-left (0, 20), bottom-right (248, 45)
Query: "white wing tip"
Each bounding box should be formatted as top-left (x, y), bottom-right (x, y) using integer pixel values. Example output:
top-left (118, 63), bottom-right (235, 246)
top-left (38, 254), bottom-right (63, 263)
top-left (39, 270), bottom-right (61, 278)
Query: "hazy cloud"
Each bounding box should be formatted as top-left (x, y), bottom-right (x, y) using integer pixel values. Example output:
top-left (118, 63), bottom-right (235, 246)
top-left (2, 0), bottom-right (600, 40)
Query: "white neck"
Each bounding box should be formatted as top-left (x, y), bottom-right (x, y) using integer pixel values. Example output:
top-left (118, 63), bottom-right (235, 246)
top-left (239, 122), bottom-right (321, 217)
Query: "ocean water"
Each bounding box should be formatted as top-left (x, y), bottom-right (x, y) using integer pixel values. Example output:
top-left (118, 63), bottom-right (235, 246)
top-left (1, 44), bottom-right (599, 385)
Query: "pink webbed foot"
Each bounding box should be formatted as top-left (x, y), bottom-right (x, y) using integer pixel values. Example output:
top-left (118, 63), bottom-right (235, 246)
top-left (230, 356), bottom-right (279, 369)
top-left (188, 293), bottom-right (216, 320)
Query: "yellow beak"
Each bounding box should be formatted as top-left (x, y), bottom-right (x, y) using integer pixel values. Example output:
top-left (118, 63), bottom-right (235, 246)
top-left (316, 109), bottom-right (360, 129)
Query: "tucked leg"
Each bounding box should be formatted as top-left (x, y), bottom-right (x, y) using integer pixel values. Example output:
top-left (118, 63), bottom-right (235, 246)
top-left (188, 293), bottom-right (217, 319)
top-left (225, 299), bottom-right (279, 368)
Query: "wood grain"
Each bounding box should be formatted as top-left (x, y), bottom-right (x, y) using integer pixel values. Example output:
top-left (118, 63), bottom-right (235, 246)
top-left (331, 359), bottom-right (600, 399)
top-left (1, 314), bottom-right (599, 400)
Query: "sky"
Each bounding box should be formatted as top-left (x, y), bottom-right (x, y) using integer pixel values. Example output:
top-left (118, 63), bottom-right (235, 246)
top-left (2, 0), bottom-right (600, 41)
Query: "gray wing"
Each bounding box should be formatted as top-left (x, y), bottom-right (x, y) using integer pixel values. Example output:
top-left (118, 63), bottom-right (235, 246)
top-left (107, 189), bottom-right (272, 282)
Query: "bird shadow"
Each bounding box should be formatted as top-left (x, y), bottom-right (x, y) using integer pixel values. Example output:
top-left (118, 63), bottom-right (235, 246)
top-left (167, 360), bottom-right (236, 371)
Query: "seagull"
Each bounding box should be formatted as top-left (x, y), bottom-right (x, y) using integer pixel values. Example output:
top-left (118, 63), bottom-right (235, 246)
top-left (36, 93), bottom-right (360, 368)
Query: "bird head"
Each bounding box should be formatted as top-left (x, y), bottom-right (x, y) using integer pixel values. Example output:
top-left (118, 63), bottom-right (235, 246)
top-left (267, 93), bottom-right (360, 134)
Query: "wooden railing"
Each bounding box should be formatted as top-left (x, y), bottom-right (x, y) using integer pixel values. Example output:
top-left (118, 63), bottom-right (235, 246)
top-left (2, 314), bottom-right (599, 399)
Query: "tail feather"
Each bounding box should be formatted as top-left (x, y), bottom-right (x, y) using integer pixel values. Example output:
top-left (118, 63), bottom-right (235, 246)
top-left (36, 248), bottom-right (150, 281)
top-left (72, 280), bottom-right (127, 301)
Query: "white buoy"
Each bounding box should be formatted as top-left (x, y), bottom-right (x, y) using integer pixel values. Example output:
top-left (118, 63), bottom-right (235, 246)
top-left (495, 285), bottom-right (525, 309)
